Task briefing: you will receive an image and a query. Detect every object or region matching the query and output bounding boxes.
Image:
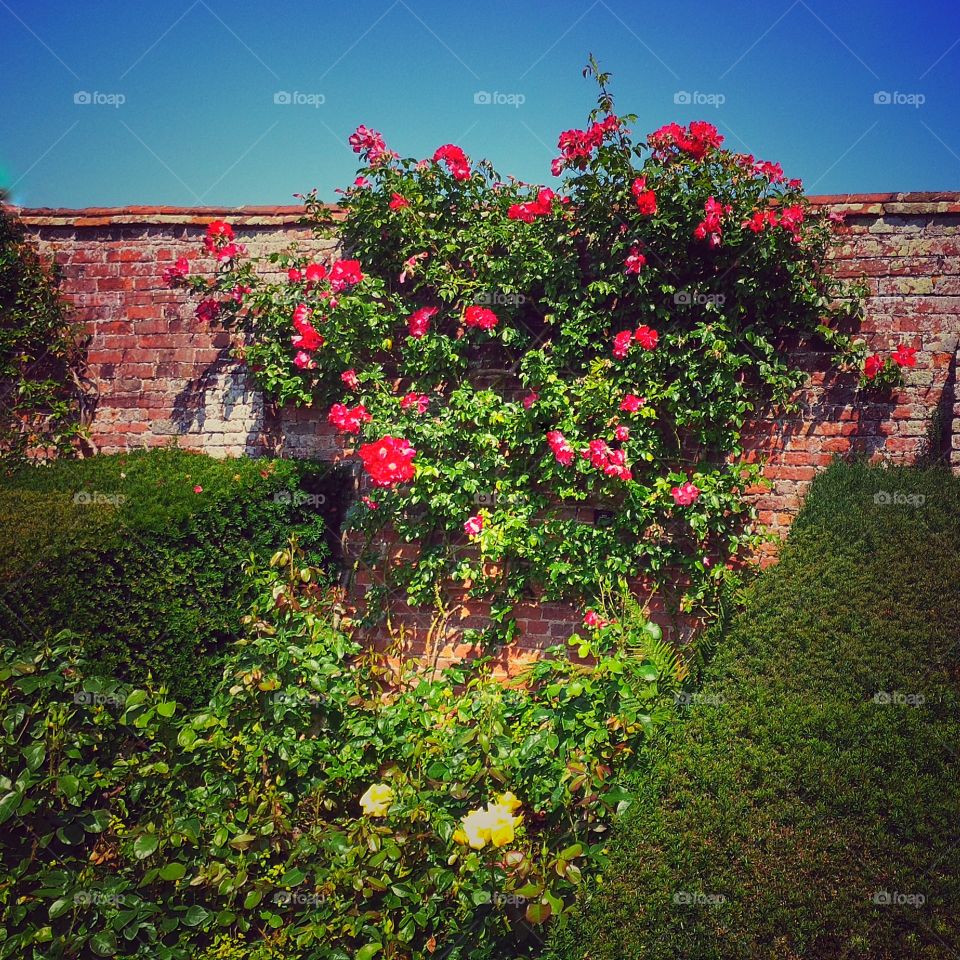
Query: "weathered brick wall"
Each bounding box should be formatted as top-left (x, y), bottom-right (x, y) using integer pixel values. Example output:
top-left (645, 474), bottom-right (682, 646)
top-left (10, 195), bottom-right (960, 667)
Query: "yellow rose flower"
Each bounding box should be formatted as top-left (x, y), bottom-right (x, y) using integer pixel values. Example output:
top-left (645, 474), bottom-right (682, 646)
top-left (359, 783), bottom-right (394, 817)
top-left (457, 807), bottom-right (494, 849)
top-left (454, 798), bottom-right (523, 850)
top-left (485, 803), bottom-right (518, 848)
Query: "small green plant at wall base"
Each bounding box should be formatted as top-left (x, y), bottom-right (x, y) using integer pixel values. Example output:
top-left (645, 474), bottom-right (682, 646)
top-left (0, 539), bottom-right (687, 959)
top-left (170, 58), bottom-right (891, 628)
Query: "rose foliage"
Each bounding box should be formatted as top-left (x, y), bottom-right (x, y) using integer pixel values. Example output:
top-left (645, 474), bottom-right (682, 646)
top-left (172, 64), bottom-right (872, 628)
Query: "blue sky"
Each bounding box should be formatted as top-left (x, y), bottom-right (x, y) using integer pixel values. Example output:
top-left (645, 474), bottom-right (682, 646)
top-left (2, 0), bottom-right (959, 207)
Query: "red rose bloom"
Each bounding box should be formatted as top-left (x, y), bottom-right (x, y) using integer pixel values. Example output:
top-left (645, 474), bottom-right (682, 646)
top-left (634, 325), bottom-right (658, 350)
top-left (613, 330), bottom-right (634, 359)
top-left (464, 305), bottom-right (498, 330)
top-left (328, 403), bottom-right (372, 435)
top-left (408, 306), bottom-right (437, 338)
top-left (864, 354), bottom-right (884, 380)
top-left (433, 144), bottom-right (471, 180)
top-left (196, 298), bottom-right (219, 323)
top-left (329, 259), bottom-right (364, 292)
top-left (621, 394), bottom-right (645, 412)
top-left (625, 246), bottom-right (647, 274)
top-left (547, 430), bottom-right (575, 466)
top-left (464, 514), bottom-right (484, 537)
top-left (305, 262), bottom-right (327, 283)
top-left (892, 344), bottom-right (918, 368)
top-left (508, 187), bottom-right (555, 223)
top-left (671, 481), bottom-right (700, 506)
top-left (401, 392), bottom-right (430, 414)
top-left (389, 193), bottom-right (410, 210)
top-left (162, 257), bottom-right (190, 285)
top-left (359, 436), bottom-right (417, 487)
top-left (631, 177), bottom-right (657, 215)
top-left (694, 196), bottom-right (732, 247)
top-left (341, 369), bottom-right (359, 390)
top-left (349, 125), bottom-right (389, 164)
top-left (206, 220), bottom-right (234, 240)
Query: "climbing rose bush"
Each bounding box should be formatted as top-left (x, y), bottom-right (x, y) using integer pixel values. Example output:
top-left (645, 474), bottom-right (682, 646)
top-left (171, 63), bottom-right (878, 628)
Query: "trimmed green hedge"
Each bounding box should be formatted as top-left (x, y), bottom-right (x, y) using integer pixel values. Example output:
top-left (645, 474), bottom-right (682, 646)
top-left (0, 449), bottom-right (349, 705)
top-left (549, 461), bottom-right (960, 959)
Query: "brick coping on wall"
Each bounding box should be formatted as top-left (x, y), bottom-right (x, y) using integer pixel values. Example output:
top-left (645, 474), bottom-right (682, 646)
top-left (9, 192), bottom-right (960, 226)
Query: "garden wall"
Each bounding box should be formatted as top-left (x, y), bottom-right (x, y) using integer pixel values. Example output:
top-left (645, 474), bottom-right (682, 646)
top-left (11, 194), bottom-right (960, 667)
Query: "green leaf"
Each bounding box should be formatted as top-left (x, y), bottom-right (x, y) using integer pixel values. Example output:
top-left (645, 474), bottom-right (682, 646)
top-left (156, 701), bottom-right (177, 718)
top-left (355, 944), bottom-right (382, 960)
top-left (280, 867), bottom-right (305, 887)
top-left (0, 790), bottom-right (23, 824)
top-left (133, 834), bottom-right (159, 860)
top-left (89, 931), bottom-right (118, 957)
top-left (182, 906), bottom-right (209, 927)
top-left (23, 741), bottom-right (45, 772)
top-left (48, 897), bottom-right (72, 920)
top-left (58, 774), bottom-right (80, 798)
top-left (243, 890), bottom-right (263, 909)
top-left (158, 862), bottom-right (186, 881)
top-left (525, 901), bottom-right (552, 924)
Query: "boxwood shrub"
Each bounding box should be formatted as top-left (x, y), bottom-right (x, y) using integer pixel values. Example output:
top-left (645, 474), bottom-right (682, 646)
top-left (0, 448), bottom-right (349, 705)
top-left (548, 461), bottom-right (960, 959)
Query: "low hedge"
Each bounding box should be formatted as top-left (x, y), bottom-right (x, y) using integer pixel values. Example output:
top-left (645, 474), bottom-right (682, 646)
top-left (548, 461), bottom-right (960, 959)
top-left (0, 448), bottom-right (348, 705)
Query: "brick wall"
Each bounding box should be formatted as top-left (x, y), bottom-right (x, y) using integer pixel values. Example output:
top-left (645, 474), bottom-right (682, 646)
top-left (10, 195), bottom-right (960, 667)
